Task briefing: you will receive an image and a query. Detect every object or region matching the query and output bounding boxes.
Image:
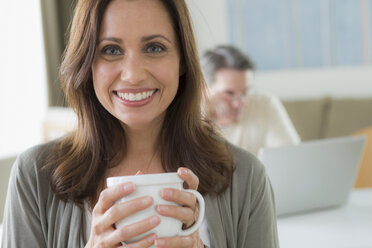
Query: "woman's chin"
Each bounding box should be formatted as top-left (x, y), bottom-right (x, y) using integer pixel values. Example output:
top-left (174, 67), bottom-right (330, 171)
top-left (119, 116), bottom-right (164, 131)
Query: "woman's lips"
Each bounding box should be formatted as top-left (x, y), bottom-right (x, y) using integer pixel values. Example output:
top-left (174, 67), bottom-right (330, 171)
top-left (114, 89), bottom-right (158, 107)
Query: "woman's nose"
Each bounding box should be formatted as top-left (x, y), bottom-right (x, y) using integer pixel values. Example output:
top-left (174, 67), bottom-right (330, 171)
top-left (120, 54), bottom-right (147, 84)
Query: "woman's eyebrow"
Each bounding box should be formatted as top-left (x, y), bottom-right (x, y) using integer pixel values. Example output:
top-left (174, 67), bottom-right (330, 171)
top-left (98, 35), bottom-right (172, 44)
top-left (99, 37), bottom-right (123, 44)
top-left (141, 34), bottom-right (172, 44)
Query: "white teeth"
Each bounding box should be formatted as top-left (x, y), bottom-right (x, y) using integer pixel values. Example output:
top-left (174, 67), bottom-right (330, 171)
top-left (129, 93), bottom-right (135, 101)
top-left (135, 93), bottom-right (141, 100)
top-left (117, 90), bottom-right (156, 102)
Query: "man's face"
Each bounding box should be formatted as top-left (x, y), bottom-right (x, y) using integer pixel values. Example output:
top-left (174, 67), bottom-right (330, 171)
top-left (209, 68), bottom-right (253, 126)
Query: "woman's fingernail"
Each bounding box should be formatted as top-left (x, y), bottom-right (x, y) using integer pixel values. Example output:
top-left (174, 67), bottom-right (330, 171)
top-left (150, 215), bottom-right (161, 225)
top-left (123, 183), bottom-right (134, 192)
top-left (142, 196), bottom-right (153, 205)
top-left (157, 205), bottom-right (168, 212)
top-left (155, 239), bottom-right (165, 246)
top-left (161, 189), bottom-right (173, 198)
top-left (147, 234), bottom-right (157, 243)
top-left (182, 237), bottom-right (193, 245)
top-left (180, 168), bottom-right (188, 175)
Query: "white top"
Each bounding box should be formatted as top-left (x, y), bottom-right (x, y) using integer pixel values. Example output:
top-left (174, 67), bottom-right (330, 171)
top-left (222, 92), bottom-right (300, 155)
top-left (84, 203), bottom-right (211, 247)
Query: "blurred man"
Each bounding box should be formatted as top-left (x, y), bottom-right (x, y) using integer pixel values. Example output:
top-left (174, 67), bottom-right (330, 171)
top-left (202, 45), bottom-right (300, 155)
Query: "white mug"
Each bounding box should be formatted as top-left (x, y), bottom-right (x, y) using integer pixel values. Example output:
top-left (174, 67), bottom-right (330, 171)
top-left (106, 172), bottom-right (205, 244)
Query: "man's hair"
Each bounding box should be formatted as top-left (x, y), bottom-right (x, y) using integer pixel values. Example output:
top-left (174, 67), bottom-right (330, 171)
top-left (202, 45), bottom-right (255, 85)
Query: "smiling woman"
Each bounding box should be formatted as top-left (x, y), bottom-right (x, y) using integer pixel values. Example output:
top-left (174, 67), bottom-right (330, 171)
top-left (1, 0), bottom-right (279, 247)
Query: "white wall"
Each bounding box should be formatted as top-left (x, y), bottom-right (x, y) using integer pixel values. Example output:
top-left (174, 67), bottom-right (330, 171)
top-left (255, 65), bottom-right (372, 100)
top-left (187, 0), bottom-right (372, 99)
top-left (0, 0), bottom-right (47, 158)
top-left (186, 0), bottom-right (229, 53)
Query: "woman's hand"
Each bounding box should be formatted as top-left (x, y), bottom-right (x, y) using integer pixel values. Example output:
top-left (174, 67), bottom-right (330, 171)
top-left (85, 182), bottom-right (160, 248)
top-left (154, 167), bottom-right (205, 248)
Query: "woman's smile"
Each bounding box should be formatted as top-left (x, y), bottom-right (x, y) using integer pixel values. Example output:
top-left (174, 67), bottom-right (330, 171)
top-left (114, 88), bottom-right (158, 107)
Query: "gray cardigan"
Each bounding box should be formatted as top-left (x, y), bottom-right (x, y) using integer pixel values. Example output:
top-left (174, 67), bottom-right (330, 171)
top-left (1, 142), bottom-right (279, 248)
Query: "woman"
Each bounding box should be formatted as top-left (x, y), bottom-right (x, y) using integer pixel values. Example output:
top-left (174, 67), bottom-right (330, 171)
top-left (1, 0), bottom-right (279, 247)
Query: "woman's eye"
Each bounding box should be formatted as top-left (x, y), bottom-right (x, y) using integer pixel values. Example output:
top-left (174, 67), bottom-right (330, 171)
top-left (102, 46), bottom-right (122, 56)
top-left (145, 44), bottom-right (165, 54)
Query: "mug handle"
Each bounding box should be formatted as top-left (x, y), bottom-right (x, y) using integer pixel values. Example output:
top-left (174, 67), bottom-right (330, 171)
top-left (177, 189), bottom-right (205, 236)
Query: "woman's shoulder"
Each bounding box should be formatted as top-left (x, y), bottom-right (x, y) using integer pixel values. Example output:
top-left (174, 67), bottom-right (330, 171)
top-left (225, 141), bottom-right (274, 212)
top-left (12, 141), bottom-right (56, 183)
top-left (226, 141), bottom-right (272, 199)
top-left (17, 141), bottom-right (55, 165)
top-left (226, 141), bottom-right (266, 178)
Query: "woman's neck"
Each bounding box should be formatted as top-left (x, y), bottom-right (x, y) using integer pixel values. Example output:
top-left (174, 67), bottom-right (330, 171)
top-left (111, 119), bottom-right (165, 176)
top-left (126, 130), bottom-right (158, 158)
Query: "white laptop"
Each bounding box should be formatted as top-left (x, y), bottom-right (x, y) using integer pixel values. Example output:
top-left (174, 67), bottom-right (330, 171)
top-left (258, 136), bottom-right (366, 217)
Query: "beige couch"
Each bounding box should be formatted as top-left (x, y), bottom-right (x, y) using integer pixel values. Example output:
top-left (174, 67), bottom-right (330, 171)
top-left (282, 97), bottom-right (372, 141)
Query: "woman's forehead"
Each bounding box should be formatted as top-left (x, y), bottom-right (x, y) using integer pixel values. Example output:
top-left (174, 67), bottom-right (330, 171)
top-left (99, 0), bottom-right (176, 41)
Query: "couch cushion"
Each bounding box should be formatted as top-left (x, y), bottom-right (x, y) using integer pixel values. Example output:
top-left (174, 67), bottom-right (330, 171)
top-left (282, 97), bottom-right (330, 141)
top-left (324, 98), bottom-right (372, 138)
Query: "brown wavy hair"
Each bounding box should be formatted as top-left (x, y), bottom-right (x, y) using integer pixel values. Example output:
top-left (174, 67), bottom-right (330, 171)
top-left (45, 0), bottom-right (233, 206)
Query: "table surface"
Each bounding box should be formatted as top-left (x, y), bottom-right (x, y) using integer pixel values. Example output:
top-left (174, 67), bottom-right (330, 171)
top-left (277, 189), bottom-right (372, 248)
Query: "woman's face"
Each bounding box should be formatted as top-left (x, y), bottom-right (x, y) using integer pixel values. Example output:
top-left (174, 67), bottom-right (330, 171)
top-left (92, 0), bottom-right (180, 129)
